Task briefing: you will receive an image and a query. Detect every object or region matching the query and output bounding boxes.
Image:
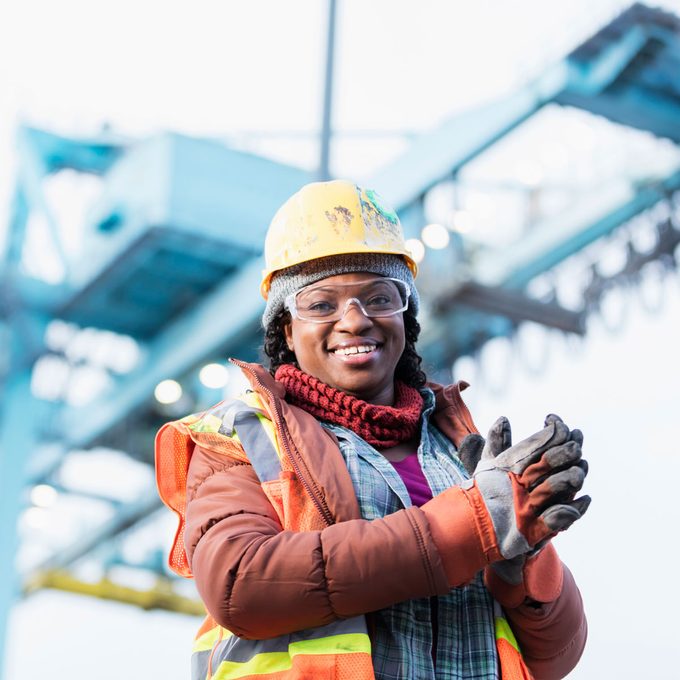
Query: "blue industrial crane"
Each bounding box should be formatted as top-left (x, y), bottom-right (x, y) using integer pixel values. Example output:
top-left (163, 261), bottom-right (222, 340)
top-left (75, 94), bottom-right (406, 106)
top-left (1, 3), bottom-right (680, 675)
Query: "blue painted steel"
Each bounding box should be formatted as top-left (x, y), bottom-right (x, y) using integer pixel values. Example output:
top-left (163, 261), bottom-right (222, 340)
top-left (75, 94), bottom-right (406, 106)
top-left (16, 129), bottom-right (70, 271)
top-left (20, 126), bottom-right (124, 175)
top-left (1, 187), bottom-right (30, 272)
top-left (563, 25), bottom-right (648, 96)
top-left (56, 133), bottom-right (311, 336)
top-left (371, 3), bottom-right (680, 220)
top-left (0, 373), bottom-right (43, 680)
top-left (368, 69), bottom-right (567, 214)
top-left (59, 256), bottom-right (265, 449)
top-left (557, 3), bottom-right (680, 141)
top-left (475, 168), bottom-right (680, 289)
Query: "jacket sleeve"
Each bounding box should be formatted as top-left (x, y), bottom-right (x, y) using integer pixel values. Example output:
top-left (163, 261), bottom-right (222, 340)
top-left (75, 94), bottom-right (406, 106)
top-left (185, 443), bottom-right (546, 641)
top-left (501, 562), bottom-right (587, 680)
top-left (185, 444), bottom-right (454, 639)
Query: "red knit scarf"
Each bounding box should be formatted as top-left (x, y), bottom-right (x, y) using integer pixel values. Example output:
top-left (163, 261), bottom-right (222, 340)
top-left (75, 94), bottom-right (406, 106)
top-left (274, 364), bottom-right (424, 448)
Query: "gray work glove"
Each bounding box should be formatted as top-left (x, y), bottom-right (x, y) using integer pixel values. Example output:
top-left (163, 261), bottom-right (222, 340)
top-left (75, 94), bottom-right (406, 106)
top-left (475, 415), bottom-right (590, 605)
top-left (459, 414), bottom-right (590, 561)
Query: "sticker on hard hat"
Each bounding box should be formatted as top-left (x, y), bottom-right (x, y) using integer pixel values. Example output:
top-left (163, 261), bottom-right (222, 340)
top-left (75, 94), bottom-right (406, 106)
top-left (359, 187), bottom-right (402, 246)
top-left (364, 188), bottom-right (399, 224)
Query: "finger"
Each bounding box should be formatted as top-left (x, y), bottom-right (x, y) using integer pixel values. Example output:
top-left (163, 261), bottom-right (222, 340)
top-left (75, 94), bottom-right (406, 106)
top-left (529, 466), bottom-right (587, 512)
top-left (486, 416), bottom-right (512, 458)
top-left (500, 418), bottom-right (571, 472)
top-left (457, 434), bottom-right (485, 475)
top-left (540, 495), bottom-right (591, 532)
top-left (540, 505), bottom-right (580, 532)
top-left (520, 441), bottom-right (582, 487)
top-left (482, 417), bottom-right (511, 460)
top-left (569, 429), bottom-right (584, 446)
top-left (570, 494), bottom-right (591, 517)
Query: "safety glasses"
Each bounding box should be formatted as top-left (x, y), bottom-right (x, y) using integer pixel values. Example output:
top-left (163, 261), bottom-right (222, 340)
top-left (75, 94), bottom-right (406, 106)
top-left (284, 277), bottom-right (410, 324)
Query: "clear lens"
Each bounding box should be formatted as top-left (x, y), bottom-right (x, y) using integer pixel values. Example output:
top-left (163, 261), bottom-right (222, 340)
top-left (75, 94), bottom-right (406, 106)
top-left (288, 278), bottom-right (409, 323)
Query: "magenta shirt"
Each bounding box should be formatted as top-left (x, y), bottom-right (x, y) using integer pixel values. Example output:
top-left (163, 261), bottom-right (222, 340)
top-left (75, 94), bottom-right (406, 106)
top-left (389, 453), bottom-right (433, 507)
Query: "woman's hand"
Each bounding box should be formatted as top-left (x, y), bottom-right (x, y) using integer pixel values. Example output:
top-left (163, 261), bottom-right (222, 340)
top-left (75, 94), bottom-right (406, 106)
top-left (461, 415), bottom-right (590, 607)
top-left (467, 414), bottom-right (590, 560)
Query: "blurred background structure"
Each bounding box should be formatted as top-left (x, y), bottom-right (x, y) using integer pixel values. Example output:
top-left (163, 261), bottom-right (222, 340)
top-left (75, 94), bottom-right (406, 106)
top-left (2, 1), bottom-right (680, 678)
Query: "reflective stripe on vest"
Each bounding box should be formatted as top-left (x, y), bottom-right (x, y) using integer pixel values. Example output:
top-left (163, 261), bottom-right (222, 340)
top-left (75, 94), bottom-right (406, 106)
top-left (179, 394), bottom-right (532, 679)
top-left (193, 617), bottom-right (372, 680)
top-left (494, 601), bottom-right (534, 680)
top-left (232, 410), bottom-right (281, 482)
top-left (186, 395), bottom-right (375, 679)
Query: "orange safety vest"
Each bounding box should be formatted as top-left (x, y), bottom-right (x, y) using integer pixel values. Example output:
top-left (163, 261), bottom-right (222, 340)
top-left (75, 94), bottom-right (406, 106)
top-left (156, 391), bottom-right (533, 680)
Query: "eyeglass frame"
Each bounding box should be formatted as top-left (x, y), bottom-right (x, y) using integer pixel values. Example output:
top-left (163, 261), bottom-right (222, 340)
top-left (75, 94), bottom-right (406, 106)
top-left (284, 277), bottom-right (411, 324)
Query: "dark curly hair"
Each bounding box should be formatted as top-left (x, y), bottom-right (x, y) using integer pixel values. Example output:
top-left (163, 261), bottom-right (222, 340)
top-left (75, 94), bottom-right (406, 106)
top-left (263, 304), bottom-right (427, 389)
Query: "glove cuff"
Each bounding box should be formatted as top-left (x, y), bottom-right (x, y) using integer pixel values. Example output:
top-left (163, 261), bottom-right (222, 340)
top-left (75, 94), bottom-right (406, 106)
top-left (421, 484), bottom-right (502, 587)
top-left (484, 542), bottom-right (564, 608)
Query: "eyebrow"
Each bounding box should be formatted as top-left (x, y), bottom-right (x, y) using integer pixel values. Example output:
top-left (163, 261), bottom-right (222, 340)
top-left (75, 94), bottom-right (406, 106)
top-left (304, 279), bottom-right (391, 294)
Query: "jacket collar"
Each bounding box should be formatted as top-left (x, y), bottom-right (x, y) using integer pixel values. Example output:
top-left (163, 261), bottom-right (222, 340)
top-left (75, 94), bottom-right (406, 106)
top-left (229, 359), bottom-right (286, 400)
top-left (230, 359), bottom-right (478, 441)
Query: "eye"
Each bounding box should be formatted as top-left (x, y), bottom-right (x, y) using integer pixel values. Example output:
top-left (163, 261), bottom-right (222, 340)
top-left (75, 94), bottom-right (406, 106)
top-left (365, 294), bottom-right (394, 308)
top-left (368, 294), bottom-right (390, 304)
top-left (307, 300), bottom-right (334, 312)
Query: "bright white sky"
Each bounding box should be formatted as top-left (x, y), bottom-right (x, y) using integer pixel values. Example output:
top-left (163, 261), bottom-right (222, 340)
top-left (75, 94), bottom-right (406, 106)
top-left (2, 1), bottom-right (680, 678)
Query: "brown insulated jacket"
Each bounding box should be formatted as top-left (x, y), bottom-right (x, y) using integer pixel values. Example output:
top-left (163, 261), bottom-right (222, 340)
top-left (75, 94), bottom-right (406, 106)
top-left (184, 361), bottom-right (587, 680)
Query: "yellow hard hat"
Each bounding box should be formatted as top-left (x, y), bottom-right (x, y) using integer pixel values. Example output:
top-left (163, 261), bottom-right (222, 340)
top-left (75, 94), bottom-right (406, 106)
top-left (261, 180), bottom-right (418, 298)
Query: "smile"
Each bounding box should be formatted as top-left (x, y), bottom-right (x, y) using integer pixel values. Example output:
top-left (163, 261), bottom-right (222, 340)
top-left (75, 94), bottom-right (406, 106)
top-left (332, 344), bottom-right (378, 356)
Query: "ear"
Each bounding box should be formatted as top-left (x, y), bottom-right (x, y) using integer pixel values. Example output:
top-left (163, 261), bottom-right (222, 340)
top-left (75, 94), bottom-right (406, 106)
top-left (283, 319), bottom-right (295, 352)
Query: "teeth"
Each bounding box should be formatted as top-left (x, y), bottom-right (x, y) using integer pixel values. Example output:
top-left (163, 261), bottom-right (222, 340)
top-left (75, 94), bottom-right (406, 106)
top-left (334, 345), bottom-right (376, 356)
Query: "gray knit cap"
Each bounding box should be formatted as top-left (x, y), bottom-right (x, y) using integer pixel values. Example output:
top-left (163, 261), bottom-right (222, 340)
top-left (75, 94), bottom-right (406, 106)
top-left (262, 253), bottom-right (420, 328)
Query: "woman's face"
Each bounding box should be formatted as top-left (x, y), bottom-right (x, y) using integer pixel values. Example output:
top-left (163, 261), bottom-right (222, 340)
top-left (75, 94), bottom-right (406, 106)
top-left (283, 272), bottom-right (406, 405)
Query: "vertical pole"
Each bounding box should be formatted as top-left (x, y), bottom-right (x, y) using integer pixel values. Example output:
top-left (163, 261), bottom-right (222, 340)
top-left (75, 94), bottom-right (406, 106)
top-left (0, 370), bottom-right (40, 680)
top-left (319, 0), bottom-right (338, 181)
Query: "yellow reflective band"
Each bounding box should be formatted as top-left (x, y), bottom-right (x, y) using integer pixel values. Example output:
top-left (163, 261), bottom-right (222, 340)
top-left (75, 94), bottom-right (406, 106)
top-left (188, 413), bottom-right (223, 434)
top-left (241, 392), bottom-right (265, 410)
top-left (192, 626), bottom-right (233, 654)
top-left (211, 633), bottom-right (371, 679)
top-left (212, 652), bottom-right (290, 679)
top-left (495, 615), bottom-right (521, 652)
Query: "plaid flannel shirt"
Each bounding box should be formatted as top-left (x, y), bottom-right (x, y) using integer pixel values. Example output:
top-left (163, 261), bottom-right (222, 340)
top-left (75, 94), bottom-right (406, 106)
top-left (322, 388), bottom-right (498, 680)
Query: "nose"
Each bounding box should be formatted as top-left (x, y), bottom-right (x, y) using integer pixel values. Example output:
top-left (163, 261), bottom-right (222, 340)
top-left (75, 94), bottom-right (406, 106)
top-left (334, 298), bottom-right (373, 331)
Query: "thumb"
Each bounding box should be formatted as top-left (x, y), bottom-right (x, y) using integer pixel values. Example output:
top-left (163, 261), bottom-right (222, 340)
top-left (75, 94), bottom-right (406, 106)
top-left (482, 416), bottom-right (512, 459)
top-left (457, 434), bottom-right (485, 475)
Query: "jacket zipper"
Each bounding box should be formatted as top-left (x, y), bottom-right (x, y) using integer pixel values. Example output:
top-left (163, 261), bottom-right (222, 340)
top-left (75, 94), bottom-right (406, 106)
top-left (230, 359), bottom-right (334, 527)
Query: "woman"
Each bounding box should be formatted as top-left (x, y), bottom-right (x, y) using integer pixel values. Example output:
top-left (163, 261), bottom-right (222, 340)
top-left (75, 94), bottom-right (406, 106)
top-left (156, 180), bottom-right (590, 680)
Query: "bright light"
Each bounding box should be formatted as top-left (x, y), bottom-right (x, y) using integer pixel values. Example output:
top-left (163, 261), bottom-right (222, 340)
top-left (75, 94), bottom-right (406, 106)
top-left (30, 355), bottom-right (70, 402)
top-left (199, 363), bottom-right (229, 389)
top-left (421, 223), bottom-right (450, 250)
top-left (464, 193), bottom-right (494, 220)
top-left (64, 365), bottom-right (111, 406)
top-left (405, 238), bottom-right (425, 263)
top-left (154, 379), bottom-right (183, 405)
top-left (44, 319), bottom-right (78, 353)
top-left (30, 484), bottom-right (58, 508)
